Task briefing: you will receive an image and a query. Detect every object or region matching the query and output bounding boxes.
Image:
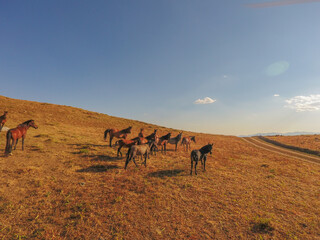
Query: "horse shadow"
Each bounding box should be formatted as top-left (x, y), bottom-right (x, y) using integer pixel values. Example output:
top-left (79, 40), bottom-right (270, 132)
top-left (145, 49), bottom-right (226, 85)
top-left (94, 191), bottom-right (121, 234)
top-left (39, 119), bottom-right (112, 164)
top-left (76, 164), bottom-right (119, 173)
top-left (87, 154), bottom-right (120, 162)
top-left (147, 169), bottom-right (184, 178)
top-left (68, 143), bottom-right (106, 148)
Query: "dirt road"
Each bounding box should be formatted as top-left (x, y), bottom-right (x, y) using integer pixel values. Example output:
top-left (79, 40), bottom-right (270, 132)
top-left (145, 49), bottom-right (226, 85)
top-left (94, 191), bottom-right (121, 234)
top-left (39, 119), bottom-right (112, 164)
top-left (242, 137), bottom-right (320, 165)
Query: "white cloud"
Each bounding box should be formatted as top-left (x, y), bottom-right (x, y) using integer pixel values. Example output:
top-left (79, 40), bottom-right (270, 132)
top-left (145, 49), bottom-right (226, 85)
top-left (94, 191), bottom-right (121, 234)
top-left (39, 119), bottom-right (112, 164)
top-left (274, 94), bottom-right (280, 97)
top-left (285, 94), bottom-right (320, 112)
top-left (194, 97), bottom-right (216, 105)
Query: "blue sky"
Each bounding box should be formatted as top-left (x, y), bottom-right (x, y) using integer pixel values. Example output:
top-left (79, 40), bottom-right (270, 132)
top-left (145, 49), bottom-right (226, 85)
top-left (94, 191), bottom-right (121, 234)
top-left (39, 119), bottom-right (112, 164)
top-left (1, 0), bottom-right (320, 135)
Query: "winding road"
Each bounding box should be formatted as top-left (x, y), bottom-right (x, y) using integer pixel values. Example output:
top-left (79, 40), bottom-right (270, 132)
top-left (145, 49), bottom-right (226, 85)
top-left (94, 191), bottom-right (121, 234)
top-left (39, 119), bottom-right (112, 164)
top-left (242, 137), bottom-right (320, 165)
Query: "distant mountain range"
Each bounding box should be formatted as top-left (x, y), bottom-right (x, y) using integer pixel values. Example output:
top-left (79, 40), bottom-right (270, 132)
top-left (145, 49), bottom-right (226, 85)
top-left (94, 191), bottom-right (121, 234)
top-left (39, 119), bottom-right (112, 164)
top-left (238, 132), bottom-right (320, 137)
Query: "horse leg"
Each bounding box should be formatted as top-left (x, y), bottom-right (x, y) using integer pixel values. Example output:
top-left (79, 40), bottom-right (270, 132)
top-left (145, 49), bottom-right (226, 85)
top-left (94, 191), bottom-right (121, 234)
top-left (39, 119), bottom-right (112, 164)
top-left (144, 153), bottom-right (147, 167)
top-left (22, 137), bottom-right (25, 151)
top-left (14, 139), bottom-right (19, 150)
top-left (10, 138), bottom-right (14, 153)
top-left (109, 136), bottom-right (113, 147)
top-left (203, 155), bottom-right (207, 172)
top-left (190, 158), bottom-right (193, 175)
top-left (125, 154), bottom-right (131, 169)
top-left (132, 157), bottom-right (138, 167)
top-left (195, 160), bottom-right (198, 175)
top-left (117, 146), bottom-right (122, 157)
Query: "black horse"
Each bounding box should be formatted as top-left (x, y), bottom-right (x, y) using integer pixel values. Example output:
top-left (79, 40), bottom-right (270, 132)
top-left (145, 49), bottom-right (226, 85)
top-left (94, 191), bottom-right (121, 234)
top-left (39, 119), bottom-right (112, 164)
top-left (168, 132), bottom-right (182, 151)
top-left (190, 143), bottom-right (213, 175)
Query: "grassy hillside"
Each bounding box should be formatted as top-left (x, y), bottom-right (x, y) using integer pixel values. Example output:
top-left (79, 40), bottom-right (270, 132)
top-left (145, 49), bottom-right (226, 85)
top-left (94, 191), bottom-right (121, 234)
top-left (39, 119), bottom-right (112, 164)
top-left (266, 135), bottom-right (320, 153)
top-left (0, 95), bottom-right (319, 239)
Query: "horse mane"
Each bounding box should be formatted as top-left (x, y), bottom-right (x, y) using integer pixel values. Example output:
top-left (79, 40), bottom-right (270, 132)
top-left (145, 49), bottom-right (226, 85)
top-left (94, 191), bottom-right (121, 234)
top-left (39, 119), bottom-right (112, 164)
top-left (19, 120), bottom-right (34, 126)
top-left (160, 133), bottom-right (171, 141)
top-left (176, 132), bottom-right (182, 140)
top-left (121, 126), bottom-right (132, 133)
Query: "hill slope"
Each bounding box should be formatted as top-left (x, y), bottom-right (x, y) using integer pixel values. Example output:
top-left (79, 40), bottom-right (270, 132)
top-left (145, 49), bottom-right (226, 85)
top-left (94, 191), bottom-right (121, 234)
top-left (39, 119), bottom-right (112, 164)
top-left (0, 95), bottom-right (319, 239)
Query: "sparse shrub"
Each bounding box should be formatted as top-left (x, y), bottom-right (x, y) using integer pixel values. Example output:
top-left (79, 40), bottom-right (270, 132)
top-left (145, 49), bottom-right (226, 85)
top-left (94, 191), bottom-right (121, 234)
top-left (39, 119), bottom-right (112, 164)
top-left (79, 148), bottom-right (89, 154)
top-left (251, 217), bottom-right (274, 234)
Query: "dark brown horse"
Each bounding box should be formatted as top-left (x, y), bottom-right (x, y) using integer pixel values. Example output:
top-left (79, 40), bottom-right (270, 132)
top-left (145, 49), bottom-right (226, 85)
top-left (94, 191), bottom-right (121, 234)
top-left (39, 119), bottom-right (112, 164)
top-left (168, 132), bottom-right (183, 151)
top-left (157, 133), bottom-right (171, 154)
top-left (115, 138), bottom-right (138, 157)
top-left (138, 128), bottom-right (145, 138)
top-left (104, 126), bottom-right (132, 147)
top-left (190, 143), bottom-right (213, 175)
top-left (5, 120), bottom-right (38, 155)
top-left (181, 136), bottom-right (196, 151)
top-left (145, 129), bottom-right (159, 142)
top-left (0, 111), bottom-right (8, 132)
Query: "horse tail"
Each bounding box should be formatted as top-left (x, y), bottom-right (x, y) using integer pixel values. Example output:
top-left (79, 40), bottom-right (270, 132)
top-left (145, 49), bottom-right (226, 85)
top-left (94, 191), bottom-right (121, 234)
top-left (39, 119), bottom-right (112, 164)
top-left (5, 130), bottom-right (12, 154)
top-left (104, 129), bottom-right (110, 141)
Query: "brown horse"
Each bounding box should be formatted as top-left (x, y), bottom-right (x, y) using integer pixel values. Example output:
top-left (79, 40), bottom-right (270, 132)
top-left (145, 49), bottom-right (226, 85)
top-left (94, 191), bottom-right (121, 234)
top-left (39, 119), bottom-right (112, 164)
top-left (0, 111), bottom-right (8, 132)
top-left (157, 133), bottom-right (171, 154)
top-left (5, 120), bottom-right (38, 155)
top-left (104, 126), bottom-right (132, 147)
top-left (115, 138), bottom-right (138, 157)
top-left (181, 136), bottom-right (196, 151)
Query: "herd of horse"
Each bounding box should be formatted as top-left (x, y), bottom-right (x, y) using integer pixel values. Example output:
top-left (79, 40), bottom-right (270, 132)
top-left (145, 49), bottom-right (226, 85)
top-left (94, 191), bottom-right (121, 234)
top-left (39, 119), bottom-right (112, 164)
top-left (0, 111), bottom-right (213, 175)
top-left (104, 126), bottom-right (213, 175)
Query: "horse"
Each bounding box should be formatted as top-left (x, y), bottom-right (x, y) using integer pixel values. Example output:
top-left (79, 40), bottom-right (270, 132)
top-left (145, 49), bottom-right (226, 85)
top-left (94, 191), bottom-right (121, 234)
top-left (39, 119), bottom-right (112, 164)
top-left (115, 138), bottom-right (138, 157)
top-left (138, 128), bottom-right (145, 138)
top-left (181, 136), bottom-right (196, 151)
top-left (145, 129), bottom-right (159, 155)
top-left (125, 141), bottom-right (157, 169)
top-left (115, 136), bottom-right (149, 158)
top-left (168, 132), bottom-right (183, 151)
top-left (0, 111), bottom-right (8, 132)
top-left (145, 129), bottom-right (158, 142)
top-left (157, 133), bottom-right (171, 154)
top-left (5, 120), bottom-right (38, 155)
top-left (190, 143), bottom-right (213, 175)
top-left (104, 126), bottom-right (132, 147)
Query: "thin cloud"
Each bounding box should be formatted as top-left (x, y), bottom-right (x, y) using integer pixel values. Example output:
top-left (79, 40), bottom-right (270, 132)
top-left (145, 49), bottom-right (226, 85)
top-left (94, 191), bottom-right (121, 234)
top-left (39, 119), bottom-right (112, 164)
top-left (194, 97), bottom-right (216, 105)
top-left (274, 94), bottom-right (280, 97)
top-left (285, 94), bottom-right (320, 112)
top-left (246, 0), bottom-right (320, 8)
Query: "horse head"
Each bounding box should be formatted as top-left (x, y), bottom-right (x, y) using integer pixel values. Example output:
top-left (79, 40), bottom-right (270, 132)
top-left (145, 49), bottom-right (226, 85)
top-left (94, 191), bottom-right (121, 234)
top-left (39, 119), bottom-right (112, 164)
top-left (191, 136), bottom-right (196, 143)
top-left (29, 120), bottom-right (38, 129)
top-left (208, 143), bottom-right (213, 154)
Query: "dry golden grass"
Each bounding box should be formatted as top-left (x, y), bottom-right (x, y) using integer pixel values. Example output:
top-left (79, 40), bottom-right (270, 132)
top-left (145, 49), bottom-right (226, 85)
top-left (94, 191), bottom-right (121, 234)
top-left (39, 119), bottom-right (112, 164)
top-left (267, 135), bottom-right (320, 152)
top-left (0, 95), bottom-right (319, 239)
